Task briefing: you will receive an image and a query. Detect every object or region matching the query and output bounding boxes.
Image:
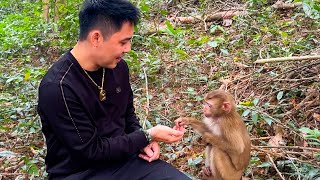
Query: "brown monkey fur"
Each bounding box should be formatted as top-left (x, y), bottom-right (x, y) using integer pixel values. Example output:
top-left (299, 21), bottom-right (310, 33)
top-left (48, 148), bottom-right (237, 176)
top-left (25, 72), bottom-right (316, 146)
top-left (176, 90), bottom-right (251, 180)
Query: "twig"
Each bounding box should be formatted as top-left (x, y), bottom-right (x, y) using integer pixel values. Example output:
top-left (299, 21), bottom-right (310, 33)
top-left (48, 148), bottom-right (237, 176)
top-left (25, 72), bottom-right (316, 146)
top-left (143, 67), bottom-right (150, 123)
top-left (255, 55), bottom-right (320, 63)
top-left (252, 147), bottom-right (282, 157)
top-left (251, 137), bottom-right (271, 141)
top-left (270, 61), bottom-right (320, 80)
top-left (0, 173), bottom-right (25, 176)
top-left (254, 146), bottom-right (314, 157)
top-left (254, 146), bottom-right (320, 152)
top-left (301, 29), bottom-right (320, 33)
top-left (267, 154), bottom-right (286, 180)
top-left (274, 76), bottom-right (319, 82)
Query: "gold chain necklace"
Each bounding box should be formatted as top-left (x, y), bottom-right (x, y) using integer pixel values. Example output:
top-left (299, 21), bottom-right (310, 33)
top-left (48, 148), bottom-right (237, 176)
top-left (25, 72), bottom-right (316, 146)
top-left (83, 68), bottom-right (106, 101)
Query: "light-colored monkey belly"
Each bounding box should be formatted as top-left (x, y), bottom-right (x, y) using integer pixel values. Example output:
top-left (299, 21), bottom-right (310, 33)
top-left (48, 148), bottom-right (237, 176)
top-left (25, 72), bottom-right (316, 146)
top-left (203, 117), bottom-right (221, 136)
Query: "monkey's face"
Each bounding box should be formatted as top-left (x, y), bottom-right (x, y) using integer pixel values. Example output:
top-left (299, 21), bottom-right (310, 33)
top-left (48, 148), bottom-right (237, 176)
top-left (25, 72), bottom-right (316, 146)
top-left (203, 98), bottom-right (226, 118)
top-left (203, 101), bottom-right (214, 117)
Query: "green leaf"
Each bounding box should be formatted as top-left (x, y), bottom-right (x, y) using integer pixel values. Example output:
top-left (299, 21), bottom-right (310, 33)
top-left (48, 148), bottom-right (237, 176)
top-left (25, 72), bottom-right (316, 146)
top-left (196, 36), bottom-right (209, 45)
top-left (188, 157), bottom-right (203, 166)
top-left (0, 150), bottom-right (16, 157)
top-left (193, 157), bottom-right (203, 165)
top-left (257, 162), bottom-right (272, 168)
top-left (242, 109), bottom-right (251, 117)
top-left (251, 111), bottom-right (258, 124)
top-left (208, 41), bottom-right (218, 48)
top-left (239, 101), bottom-right (254, 106)
top-left (27, 163), bottom-right (39, 176)
top-left (165, 20), bottom-right (176, 35)
top-left (314, 5), bottom-right (320, 11)
top-left (145, 119), bottom-right (153, 129)
top-left (253, 98), bottom-right (260, 106)
top-left (277, 91), bottom-right (284, 101)
top-left (29, 127), bottom-right (36, 133)
top-left (299, 127), bottom-right (313, 134)
top-left (220, 49), bottom-right (229, 55)
top-left (24, 71), bottom-right (31, 81)
top-left (140, 2), bottom-right (150, 13)
top-left (264, 117), bottom-right (273, 126)
top-left (210, 25), bottom-right (224, 34)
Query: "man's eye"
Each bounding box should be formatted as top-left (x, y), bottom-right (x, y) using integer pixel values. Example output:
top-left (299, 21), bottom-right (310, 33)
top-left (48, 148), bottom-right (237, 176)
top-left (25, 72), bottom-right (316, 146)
top-left (120, 41), bottom-right (128, 45)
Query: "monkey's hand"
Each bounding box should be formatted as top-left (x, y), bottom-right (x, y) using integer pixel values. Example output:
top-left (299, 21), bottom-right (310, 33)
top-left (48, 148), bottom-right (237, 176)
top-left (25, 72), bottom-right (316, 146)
top-left (174, 117), bottom-right (197, 127)
top-left (174, 117), bottom-right (188, 127)
top-left (202, 166), bottom-right (212, 177)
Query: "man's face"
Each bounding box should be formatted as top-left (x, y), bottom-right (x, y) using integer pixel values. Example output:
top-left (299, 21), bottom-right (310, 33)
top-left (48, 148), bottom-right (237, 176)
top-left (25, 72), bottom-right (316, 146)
top-left (96, 21), bottom-right (134, 69)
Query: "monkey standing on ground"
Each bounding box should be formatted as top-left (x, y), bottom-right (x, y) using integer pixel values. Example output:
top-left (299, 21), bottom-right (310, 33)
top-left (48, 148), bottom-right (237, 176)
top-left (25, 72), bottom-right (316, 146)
top-left (175, 90), bottom-right (251, 180)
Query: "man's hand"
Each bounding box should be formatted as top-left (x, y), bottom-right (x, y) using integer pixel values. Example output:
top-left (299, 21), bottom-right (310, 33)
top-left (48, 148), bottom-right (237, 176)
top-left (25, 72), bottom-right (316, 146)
top-left (147, 125), bottom-right (184, 143)
top-left (139, 141), bottom-right (160, 162)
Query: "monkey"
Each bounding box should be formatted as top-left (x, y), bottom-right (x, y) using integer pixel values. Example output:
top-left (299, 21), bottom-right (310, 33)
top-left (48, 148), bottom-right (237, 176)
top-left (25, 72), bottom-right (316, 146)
top-left (175, 89), bottom-right (251, 180)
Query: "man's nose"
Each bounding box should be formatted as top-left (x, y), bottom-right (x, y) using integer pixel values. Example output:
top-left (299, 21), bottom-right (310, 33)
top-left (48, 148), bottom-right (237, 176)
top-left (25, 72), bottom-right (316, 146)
top-left (123, 42), bottom-right (131, 53)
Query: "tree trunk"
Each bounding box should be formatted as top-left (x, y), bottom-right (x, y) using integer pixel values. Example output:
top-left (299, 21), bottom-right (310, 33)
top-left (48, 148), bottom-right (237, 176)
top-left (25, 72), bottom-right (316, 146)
top-left (54, 0), bottom-right (65, 23)
top-left (42, 0), bottom-right (49, 23)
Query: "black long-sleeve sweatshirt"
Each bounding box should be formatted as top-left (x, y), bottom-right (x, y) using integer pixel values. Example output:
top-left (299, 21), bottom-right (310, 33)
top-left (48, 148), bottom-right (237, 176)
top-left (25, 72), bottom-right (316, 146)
top-left (37, 51), bottom-right (148, 178)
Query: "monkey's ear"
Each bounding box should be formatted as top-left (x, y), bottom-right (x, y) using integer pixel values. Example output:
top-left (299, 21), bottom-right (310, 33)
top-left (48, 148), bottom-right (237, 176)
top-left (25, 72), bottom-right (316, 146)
top-left (222, 102), bottom-right (231, 112)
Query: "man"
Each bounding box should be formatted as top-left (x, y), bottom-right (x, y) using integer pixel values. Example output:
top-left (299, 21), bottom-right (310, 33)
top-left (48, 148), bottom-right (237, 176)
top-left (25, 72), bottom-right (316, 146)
top-left (37, 0), bottom-right (190, 179)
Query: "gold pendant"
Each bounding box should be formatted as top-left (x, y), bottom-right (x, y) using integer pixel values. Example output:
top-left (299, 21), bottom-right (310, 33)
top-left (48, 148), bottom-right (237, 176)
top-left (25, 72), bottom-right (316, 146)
top-left (99, 89), bottom-right (106, 101)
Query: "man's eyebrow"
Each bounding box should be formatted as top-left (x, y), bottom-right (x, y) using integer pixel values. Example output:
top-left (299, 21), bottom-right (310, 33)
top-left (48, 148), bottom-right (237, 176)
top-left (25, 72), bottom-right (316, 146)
top-left (120, 37), bottom-right (132, 42)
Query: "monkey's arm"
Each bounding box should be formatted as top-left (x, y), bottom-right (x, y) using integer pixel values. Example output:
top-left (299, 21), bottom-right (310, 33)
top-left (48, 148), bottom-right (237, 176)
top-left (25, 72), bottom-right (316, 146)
top-left (203, 132), bottom-right (241, 154)
top-left (177, 117), bottom-right (211, 135)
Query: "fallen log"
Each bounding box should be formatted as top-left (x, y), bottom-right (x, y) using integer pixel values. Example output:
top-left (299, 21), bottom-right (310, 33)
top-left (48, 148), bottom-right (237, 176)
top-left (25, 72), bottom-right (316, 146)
top-left (272, 1), bottom-right (302, 10)
top-left (255, 55), bottom-right (320, 64)
top-left (172, 10), bottom-right (246, 24)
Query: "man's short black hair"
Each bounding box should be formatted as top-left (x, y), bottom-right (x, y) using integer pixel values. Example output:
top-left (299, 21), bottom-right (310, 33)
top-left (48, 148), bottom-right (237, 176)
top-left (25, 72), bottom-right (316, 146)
top-left (79, 0), bottom-right (140, 41)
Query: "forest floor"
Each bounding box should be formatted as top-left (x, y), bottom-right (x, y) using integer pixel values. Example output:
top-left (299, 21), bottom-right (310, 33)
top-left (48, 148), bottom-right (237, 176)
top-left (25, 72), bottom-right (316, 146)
top-left (0, 0), bottom-right (320, 179)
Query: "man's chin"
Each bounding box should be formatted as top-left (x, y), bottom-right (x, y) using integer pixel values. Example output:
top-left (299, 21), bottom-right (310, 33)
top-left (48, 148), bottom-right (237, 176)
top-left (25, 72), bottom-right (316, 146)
top-left (103, 62), bottom-right (118, 69)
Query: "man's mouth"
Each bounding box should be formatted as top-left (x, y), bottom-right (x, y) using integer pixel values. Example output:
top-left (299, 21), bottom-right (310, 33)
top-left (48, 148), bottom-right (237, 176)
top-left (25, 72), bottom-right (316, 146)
top-left (116, 56), bottom-right (122, 62)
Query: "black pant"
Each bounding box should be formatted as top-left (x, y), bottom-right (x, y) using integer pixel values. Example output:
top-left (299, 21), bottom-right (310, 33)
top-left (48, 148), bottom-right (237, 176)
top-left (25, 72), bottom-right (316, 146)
top-left (59, 156), bottom-right (191, 180)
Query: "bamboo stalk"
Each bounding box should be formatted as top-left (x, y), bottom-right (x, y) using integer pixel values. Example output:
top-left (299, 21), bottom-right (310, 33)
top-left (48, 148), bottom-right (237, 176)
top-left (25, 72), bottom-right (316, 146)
top-left (255, 55), bottom-right (320, 64)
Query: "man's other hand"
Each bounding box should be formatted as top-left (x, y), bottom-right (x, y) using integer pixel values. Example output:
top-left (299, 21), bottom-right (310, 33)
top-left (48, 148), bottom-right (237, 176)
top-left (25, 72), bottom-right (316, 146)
top-left (139, 141), bottom-right (160, 162)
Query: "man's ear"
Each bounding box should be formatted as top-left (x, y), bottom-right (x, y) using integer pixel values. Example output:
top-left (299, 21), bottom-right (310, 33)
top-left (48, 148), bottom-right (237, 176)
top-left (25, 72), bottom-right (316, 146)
top-left (222, 102), bottom-right (231, 113)
top-left (89, 30), bottom-right (102, 47)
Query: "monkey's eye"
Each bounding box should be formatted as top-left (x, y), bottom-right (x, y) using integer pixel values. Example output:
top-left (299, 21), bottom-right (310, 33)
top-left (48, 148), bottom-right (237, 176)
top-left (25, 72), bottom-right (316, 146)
top-left (203, 101), bottom-right (213, 108)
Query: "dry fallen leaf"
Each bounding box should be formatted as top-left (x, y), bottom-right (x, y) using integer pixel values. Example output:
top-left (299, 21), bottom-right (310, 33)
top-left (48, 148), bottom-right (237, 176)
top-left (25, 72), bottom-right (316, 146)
top-left (313, 113), bottom-right (320, 122)
top-left (267, 126), bottom-right (286, 153)
top-left (222, 18), bottom-right (233, 27)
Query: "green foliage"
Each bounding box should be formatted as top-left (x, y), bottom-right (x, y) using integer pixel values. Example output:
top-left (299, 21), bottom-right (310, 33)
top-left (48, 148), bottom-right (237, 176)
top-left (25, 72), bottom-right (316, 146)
top-left (55, 1), bottom-right (82, 47)
top-left (0, 1), bottom-right (51, 60)
top-left (238, 98), bottom-right (275, 126)
top-left (299, 127), bottom-right (320, 146)
top-left (300, 0), bottom-right (320, 19)
top-left (188, 156), bottom-right (203, 167)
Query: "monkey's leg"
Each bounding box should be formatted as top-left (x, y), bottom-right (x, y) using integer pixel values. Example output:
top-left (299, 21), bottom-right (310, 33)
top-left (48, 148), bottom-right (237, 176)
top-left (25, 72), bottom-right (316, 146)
top-left (203, 132), bottom-right (246, 171)
top-left (213, 149), bottom-right (243, 180)
top-left (202, 145), bottom-right (212, 177)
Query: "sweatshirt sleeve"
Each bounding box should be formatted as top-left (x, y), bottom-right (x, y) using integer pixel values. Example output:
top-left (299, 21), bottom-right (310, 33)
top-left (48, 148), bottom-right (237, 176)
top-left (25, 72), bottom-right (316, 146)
top-left (38, 82), bottom-right (148, 162)
top-left (124, 86), bottom-right (143, 133)
top-left (122, 61), bottom-right (144, 133)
